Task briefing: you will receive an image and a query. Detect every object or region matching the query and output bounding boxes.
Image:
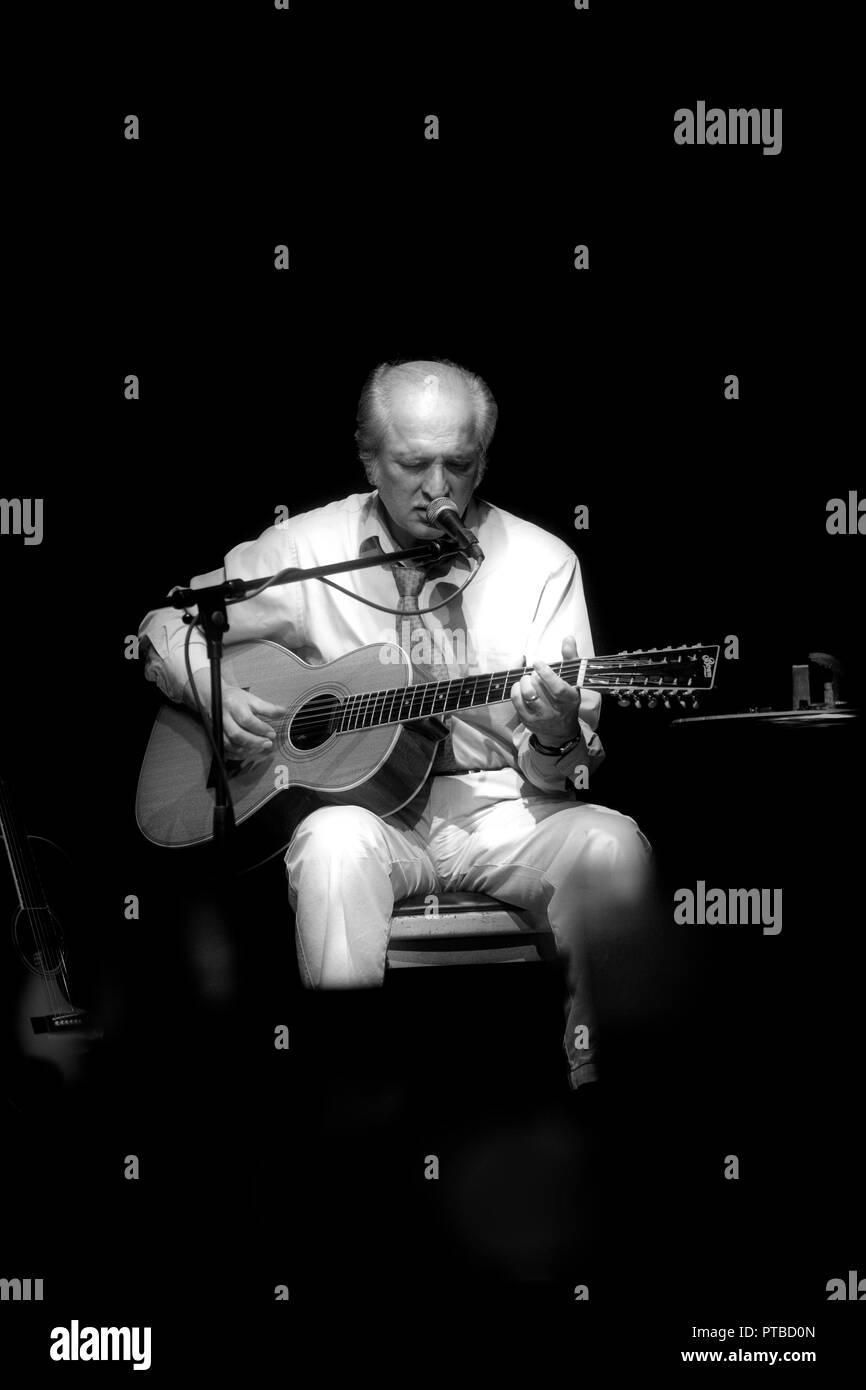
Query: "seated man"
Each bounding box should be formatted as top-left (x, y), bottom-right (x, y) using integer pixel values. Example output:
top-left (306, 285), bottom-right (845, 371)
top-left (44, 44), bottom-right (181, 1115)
top-left (139, 357), bottom-right (651, 1091)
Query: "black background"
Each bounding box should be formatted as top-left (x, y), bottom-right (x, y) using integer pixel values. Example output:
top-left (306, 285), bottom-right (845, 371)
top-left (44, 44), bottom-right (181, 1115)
top-left (2, 0), bottom-right (862, 1376)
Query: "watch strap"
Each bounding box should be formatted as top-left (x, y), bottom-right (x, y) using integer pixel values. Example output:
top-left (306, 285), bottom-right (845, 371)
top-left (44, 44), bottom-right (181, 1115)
top-left (530, 732), bottom-right (582, 757)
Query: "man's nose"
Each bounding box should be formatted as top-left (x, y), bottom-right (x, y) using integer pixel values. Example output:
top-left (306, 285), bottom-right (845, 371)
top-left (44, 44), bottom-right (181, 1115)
top-left (421, 461), bottom-right (448, 497)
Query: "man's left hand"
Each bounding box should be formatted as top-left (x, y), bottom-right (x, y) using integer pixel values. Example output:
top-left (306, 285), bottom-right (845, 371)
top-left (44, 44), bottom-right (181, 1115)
top-left (511, 635), bottom-right (582, 745)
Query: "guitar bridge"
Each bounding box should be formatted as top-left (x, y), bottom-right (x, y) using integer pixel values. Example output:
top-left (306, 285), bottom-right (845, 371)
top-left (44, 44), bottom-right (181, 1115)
top-left (31, 1009), bottom-right (100, 1037)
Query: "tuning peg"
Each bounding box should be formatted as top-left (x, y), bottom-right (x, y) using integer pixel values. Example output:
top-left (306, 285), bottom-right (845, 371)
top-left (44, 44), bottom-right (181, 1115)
top-left (617, 693), bottom-right (632, 707)
top-left (647, 696), bottom-right (659, 709)
top-left (633, 695), bottom-right (643, 709)
top-left (662, 695), bottom-right (672, 709)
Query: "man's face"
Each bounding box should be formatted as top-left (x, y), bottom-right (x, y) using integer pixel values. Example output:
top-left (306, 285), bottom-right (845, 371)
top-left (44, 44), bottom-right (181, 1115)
top-left (373, 378), bottom-right (481, 547)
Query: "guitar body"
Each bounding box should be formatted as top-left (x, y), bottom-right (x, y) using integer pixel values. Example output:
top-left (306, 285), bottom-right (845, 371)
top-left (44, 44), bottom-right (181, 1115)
top-left (136, 641), bottom-right (447, 868)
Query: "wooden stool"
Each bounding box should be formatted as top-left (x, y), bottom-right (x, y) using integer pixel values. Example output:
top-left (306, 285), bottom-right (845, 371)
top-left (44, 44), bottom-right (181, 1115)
top-left (386, 891), bottom-right (558, 969)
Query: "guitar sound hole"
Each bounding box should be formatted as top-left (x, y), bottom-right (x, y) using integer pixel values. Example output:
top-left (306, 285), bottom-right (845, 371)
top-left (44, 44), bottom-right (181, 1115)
top-left (13, 907), bottom-right (65, 975)
top-left (289, 693), bottom-right (341, 750)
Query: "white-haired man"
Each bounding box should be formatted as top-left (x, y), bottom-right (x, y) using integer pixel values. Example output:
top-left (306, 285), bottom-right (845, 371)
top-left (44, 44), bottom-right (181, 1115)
top-left (139, 358), bottom-right (650, 1092)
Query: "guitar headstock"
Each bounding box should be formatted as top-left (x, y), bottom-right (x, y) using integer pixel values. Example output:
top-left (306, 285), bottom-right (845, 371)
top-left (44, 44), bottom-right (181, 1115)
top-left (590, 644), bottom-right (720, 711)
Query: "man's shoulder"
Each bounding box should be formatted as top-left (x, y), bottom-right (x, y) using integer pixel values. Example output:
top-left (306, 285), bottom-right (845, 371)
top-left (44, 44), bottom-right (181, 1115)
top-left (291, 491), bottom-right (372, 526)
top-left (276, 492), bottom-right (373, 546)
top-left (476, 496), bottom-right (577, 572)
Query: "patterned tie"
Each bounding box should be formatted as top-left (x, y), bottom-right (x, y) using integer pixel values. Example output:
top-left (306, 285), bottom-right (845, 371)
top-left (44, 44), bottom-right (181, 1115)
top-left (390, 560), bottom-right (464, 775)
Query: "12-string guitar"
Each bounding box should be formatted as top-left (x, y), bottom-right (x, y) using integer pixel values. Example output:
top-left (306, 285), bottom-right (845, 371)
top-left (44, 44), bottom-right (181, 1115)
top-left (136, 640), bottom-right (719, 870)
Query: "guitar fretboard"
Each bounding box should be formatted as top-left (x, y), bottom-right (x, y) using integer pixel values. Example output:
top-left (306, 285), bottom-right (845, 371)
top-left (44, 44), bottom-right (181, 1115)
top-left (337, 650), bottom-right (711, 733)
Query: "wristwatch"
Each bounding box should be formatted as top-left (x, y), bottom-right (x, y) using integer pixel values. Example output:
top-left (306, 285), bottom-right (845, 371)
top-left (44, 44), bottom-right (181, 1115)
top-left (529, 731), bottom-right (582, 757)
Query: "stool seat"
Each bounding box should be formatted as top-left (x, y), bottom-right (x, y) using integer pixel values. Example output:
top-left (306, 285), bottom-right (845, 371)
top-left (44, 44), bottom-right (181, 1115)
top-left (387, 891), bottom-right (557, 968)
top-left (391, 890), bottom-right (524, 923)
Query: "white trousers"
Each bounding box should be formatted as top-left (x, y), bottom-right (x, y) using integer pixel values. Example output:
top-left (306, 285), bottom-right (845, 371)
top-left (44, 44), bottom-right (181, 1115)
top-left (285, 768), bottom-right (651, 1087)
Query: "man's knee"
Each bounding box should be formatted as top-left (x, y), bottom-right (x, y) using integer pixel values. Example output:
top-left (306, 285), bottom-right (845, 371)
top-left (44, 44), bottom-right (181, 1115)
top-left (559, 807), bottom-right (652, 904)
top-left (285, 804), bottom-right (392, 876)
top-left (584, 810), bottom-right (651, 868)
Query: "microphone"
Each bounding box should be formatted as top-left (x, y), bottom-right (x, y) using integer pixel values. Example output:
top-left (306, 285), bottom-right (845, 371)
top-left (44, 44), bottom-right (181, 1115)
top-left (425, 497), bottom-right (485, 562)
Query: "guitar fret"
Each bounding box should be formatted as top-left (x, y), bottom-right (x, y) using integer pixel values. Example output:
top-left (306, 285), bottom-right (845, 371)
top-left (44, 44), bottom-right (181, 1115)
top-left (369, 690), bottom-right (385, 727)
top-left (382, 686), bottom-right (398, 726)
top-left (485, 671), bottom-right (507, 705)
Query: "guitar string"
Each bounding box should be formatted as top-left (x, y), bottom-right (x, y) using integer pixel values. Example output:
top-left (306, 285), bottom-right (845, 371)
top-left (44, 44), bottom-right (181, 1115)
top-left (0, 780), bottom-right (67, 1016)
top-left (0, 787), bottom-right (73, 1016)
top-left (287, 676), bottom-right (705, 736)
top-left (184, 641), bottom-right (709, 748)
top-left (281, 655), bottom-right (708, 735)
top-left (0, 780), bottom-right (52, 972)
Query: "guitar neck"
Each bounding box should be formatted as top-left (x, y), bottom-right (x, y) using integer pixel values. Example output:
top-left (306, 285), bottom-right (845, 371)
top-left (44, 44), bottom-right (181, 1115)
top-left (338, 646), bottom-right (718, 733)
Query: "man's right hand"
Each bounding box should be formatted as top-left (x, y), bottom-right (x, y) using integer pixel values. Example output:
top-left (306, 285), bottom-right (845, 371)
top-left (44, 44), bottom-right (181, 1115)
top-left (184, 671), bottom-right (285, 766)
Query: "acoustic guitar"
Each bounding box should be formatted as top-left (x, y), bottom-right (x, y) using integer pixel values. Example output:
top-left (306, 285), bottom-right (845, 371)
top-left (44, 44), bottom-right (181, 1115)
top-left (136, 640), bottom-right (719, 871)
top-left (1, 773), bottom-right (101, 1092)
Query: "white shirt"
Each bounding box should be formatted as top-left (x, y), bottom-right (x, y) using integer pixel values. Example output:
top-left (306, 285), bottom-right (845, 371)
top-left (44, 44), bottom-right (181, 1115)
top-left (138, 490), bottom-right (605, 794)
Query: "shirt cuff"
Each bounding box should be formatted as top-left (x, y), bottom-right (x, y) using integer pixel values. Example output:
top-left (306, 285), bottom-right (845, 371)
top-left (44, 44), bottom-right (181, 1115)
top-left (139, 613), bottom-right (209, 704)
top-left (518, 719), bottom-right (604, 793)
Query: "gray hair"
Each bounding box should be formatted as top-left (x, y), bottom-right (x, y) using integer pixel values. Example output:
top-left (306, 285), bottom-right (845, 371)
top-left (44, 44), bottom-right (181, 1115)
top-left (355, 357), bottom-right (498, 485)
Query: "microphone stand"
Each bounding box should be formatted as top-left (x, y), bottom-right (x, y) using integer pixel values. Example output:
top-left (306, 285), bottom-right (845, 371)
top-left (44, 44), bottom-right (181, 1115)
top-left (162, 537), bottom-right (465, 860)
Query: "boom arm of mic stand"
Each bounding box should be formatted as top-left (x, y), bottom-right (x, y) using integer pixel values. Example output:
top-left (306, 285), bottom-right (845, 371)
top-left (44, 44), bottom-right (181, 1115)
top-left (167, 539), bottom-right (460, 610)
